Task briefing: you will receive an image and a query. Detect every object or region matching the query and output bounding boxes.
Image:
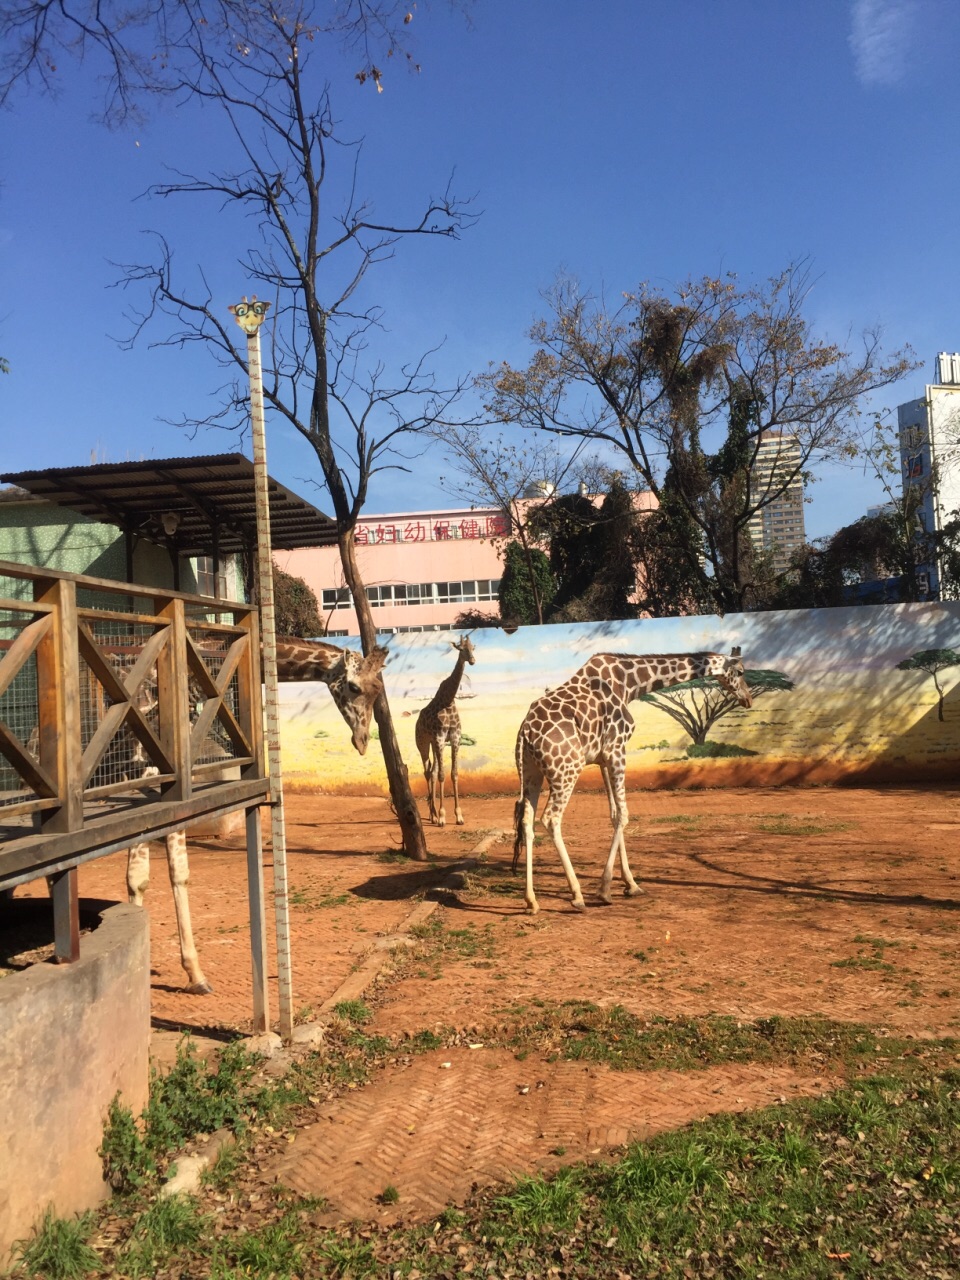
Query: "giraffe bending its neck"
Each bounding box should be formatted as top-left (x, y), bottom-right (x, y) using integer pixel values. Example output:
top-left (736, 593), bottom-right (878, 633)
top-left (513, 649), bottom-right (751, 915)
top-left (415, 635), bottom-right (476, 826)
top-left (127, 636), bottom-right (388, 994)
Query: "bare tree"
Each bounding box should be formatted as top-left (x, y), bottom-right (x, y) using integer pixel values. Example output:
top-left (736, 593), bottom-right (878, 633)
top-left (105, 5), bottom-right (477, 859)
top-left (0, 0), bottom-right (427, 122)
top-left (433, 427), bottom-right (584, 624)
top-left (480, 266), bottom-right (917, 614)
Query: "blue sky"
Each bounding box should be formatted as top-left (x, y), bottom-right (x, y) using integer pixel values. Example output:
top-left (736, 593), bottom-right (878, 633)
top-left (3, 0), bottom-right (960, 539)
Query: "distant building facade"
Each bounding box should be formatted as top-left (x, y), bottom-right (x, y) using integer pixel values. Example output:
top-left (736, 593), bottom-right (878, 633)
top-left (278, 505), bottom-right (511, 636)
top-left (898, 352), bottom-right (960, 598)
top-left (746, 432), bottom-right (807, 572)
top-left (278, 491), bottom-right (659, 636)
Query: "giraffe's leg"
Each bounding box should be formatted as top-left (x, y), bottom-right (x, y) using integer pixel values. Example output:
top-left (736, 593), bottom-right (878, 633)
top-left (421, 748), bottom-right (437, 824)
top-left (520, 767), bottom-right (543, 914)
top-left (541, 776), bottom-right (586, 912)
top-left (165, 830), bottom-right (213, 995)
top-left (599, 761), bottom-right (640, 903)
top-left (435, 744), bottom-right (447, 827)
top-left (450, 738), bottom-right (464, 825)
top-left (127, 842), bottom-right (151, 906)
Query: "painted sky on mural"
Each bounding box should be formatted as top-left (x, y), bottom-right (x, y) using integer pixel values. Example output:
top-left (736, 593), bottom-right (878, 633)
top-left (3, 0), bottom-right (960, 539)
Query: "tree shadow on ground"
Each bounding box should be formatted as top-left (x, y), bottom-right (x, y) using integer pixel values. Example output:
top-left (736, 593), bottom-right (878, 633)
top-left (643, 851), bottom-right (960, 913)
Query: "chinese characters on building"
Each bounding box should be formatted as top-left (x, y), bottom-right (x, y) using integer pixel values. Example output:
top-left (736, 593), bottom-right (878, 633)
top-left (354, 514), bottom-right (509, 546)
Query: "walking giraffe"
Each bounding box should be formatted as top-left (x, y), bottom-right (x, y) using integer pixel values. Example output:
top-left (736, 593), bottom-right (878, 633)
top-left (126, 637), bottom-right (387, 993)
top-left (415, 634), bottom-right (476, 827)
top-left (513, 649), bottom-right (752, 914)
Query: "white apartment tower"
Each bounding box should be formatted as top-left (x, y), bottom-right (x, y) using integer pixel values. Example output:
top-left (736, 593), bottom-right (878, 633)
top-left (897, 352), bottom-right (960, 598)
top-left (747, 431), bottom-right (807, 572)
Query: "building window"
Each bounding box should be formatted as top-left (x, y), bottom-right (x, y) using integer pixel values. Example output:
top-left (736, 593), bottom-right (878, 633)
top-left (195, 556), bottom-right (228, 599)
top-left (322, 588), bottom-right (352, 610)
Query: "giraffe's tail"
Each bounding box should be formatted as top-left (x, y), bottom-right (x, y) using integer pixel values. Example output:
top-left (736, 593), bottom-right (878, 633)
top-left (512, 729), bottom-right (525, 873)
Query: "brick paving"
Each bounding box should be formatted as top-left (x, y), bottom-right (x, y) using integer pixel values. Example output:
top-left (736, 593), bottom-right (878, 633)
top-left (271, 1046), bottom-right (835, 1223)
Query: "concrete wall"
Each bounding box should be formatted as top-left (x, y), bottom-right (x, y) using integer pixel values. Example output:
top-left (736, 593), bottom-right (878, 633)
top-left (0, 902), bottom-right (150, 1267)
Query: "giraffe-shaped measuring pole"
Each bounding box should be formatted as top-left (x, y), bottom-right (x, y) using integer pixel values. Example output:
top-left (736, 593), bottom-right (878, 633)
top-left (126, 637), bottom-right (387, 993)
top-left (415, 634), bottom-right (476, 826)
top-left (513, 648), bottom-right (752, 914)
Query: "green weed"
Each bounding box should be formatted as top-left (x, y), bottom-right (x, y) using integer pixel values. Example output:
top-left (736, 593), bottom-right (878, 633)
top-left (318, 1237), bottom-right (377, 1277)
top-left (756, 815), bottom-right (855, 836)
top-left (332, 999), bottom-right (372, 1024)
top-left (223, 1214), bottom-right (304, 1277)
top-left (13, 1208), bottom-right (101, 1279)
top-left (493, 1166), bottom-right (583, 1231)
top-left (121, 1195), bottom-right (207, 1276)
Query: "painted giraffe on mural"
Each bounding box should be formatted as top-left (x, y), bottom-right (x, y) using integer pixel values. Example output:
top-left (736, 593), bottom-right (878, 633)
top-left (126, 637), bottom-right (387, 993)
top-left (415, 635), bottom-right (476, 827)
top-left (512, 649), bottom-right (752, 915)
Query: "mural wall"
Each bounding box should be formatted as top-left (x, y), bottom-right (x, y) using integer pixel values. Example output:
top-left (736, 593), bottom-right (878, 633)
top-left (278, 602), bottom-right (960, 794)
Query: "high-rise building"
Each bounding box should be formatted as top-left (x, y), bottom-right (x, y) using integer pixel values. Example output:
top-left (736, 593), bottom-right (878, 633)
top-left (897, 352), bottom-right (960, 598)
top-left (746, 431), bottom-right (807, 572)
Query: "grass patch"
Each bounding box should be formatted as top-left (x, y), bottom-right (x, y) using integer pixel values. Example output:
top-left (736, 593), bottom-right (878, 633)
top-left (374, 847), bottom-right (414, 863)
top-left (121, 1194), bottom-right (208, 1277)
top-left (100, 1038), bottom-right (268, 1193)
top-left (13, 1209), bottom-right (100, 1279)
top-left (468, 1069), bottom-right (960, 1277)
top-left (18, 1012), bottom-right (960, 1280)
top-left (650, 814), bottom-right (702, 825)
top-left (332, 999), bottom-right (373, 1025)
top-left (832, 935), bottom-right (902, 973)
top-left (493, 1003), bottom-right (930, 1075)
top-left (756, 814), bottom-right (856, 836)
top-left (409, 916), bottom-right (496, 961)
top-left (288, 887), bottom-right (351, 910)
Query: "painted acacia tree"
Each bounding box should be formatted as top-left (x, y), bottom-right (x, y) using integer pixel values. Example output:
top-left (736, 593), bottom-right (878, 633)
top-left (479, 268), bottom-right (916, 614)
top-left (115, 6), bottom-right (479, 858)
top-left (640, 668), bottom-right (793, 747)
top-left (895, 649), bottom-right (960, 722)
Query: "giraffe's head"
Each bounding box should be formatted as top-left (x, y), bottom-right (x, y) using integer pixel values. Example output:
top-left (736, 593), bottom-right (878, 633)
top-left (324, 646), bottom-right (388, 754)
top-left (707, 647), bottom-right (752, 708)
top-left (453, 634), bottom-right (477, 666)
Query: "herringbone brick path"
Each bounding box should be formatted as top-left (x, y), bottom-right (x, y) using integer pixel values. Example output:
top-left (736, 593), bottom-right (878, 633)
top-left (272, 1047), bottom-right (833, 1223)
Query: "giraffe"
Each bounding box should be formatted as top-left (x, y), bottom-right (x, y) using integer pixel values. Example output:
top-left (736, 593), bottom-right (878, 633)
top-left (125, 637), bottom-right (388, 993)
top-left (415, 634), bottom-right (476, 827)
top-left (512, 648), bottom-right (752, 915)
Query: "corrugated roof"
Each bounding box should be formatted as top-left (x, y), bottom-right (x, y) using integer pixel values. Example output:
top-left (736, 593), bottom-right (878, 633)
top-left (0, 453), bottom-right (337, 554)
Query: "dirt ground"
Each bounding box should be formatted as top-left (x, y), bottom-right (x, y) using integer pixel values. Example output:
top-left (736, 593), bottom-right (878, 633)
top-left (10, 781), bottom-right (960, 1221)
top-left (16, 783), bottom-right (960, 1044)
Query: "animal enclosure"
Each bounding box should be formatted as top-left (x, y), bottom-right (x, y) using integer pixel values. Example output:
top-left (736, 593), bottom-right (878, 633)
top-left (0, 559), bottom-right (269, 986)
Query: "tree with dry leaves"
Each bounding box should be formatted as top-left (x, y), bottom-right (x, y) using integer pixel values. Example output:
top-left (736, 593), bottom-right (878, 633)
top-left (479, 267), bottom-right (917, 615)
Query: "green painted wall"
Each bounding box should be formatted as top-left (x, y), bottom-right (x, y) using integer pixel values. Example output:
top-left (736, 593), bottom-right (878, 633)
top-left (0, 495), bottom-right (242, 599)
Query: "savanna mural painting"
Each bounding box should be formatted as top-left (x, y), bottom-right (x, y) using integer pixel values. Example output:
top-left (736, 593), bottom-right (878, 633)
top-left (278, 601), bottom-right (960, 793)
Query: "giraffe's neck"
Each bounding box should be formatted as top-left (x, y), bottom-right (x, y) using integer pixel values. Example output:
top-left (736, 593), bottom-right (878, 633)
top-left (274, 638), bottom-right (342, 685)
top-left (602, 653), bottom-right (717, 704)
top-left (430, 652), bottom-right (469, 710)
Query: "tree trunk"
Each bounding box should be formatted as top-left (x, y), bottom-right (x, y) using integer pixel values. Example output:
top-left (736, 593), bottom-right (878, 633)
top-left (338, 529), bottom-right (429, 860)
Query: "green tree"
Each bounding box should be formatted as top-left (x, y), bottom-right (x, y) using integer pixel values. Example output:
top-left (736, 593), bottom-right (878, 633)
top-left (498, 540), bottom-right (556, 627)
top-left (273, 563), bottom-right (323, 637)
top-left (480, 266), bottom-right (915, 614)
top-left (895, 649), bottom-right (960, 722)
top-left (640, 669), bottom-right (793, 747)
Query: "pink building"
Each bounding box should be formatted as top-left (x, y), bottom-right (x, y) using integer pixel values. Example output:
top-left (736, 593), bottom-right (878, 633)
top-left (277, 505), bottom-right (510, 635)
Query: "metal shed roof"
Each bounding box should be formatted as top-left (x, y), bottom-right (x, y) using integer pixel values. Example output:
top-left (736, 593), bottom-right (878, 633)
top-left (0, 453), bottom-right (337, 555)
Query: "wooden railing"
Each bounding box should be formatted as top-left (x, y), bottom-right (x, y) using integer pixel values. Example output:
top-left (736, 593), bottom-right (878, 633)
top-left (0, 560), bottom-right (268, 918)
